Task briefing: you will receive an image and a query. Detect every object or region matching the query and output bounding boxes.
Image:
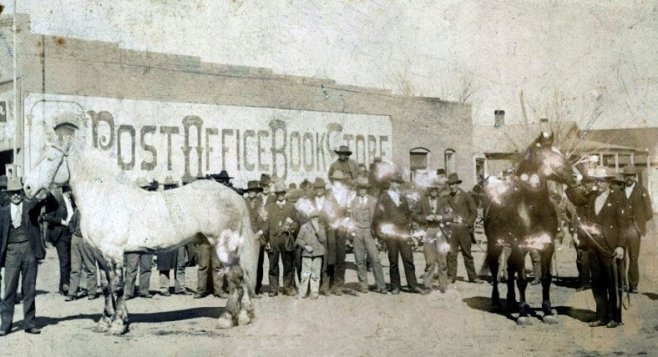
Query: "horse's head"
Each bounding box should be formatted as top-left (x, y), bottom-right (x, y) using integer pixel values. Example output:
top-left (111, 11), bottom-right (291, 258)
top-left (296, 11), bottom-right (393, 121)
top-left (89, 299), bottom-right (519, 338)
top-left (516, 132), bottom-right (579, 188)
top-left (24, 113), bottom-right (86, 200)
top-left (23, 142), bottom-right (73, 200)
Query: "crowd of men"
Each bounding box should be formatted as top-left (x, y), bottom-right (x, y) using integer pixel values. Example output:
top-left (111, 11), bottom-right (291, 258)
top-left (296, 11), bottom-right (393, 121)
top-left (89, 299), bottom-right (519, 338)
top-left (0, 144), bottom-right (653, 335)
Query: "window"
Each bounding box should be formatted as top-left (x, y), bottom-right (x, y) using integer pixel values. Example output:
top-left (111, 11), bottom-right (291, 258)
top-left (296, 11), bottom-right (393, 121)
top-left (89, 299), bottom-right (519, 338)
top-left (444, 148), bottom-right (456, 174)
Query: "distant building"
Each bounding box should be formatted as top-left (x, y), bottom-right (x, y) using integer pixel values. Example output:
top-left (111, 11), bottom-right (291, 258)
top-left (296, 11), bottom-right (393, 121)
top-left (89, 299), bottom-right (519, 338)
top-left (472, 112), bottom-right (655, 212)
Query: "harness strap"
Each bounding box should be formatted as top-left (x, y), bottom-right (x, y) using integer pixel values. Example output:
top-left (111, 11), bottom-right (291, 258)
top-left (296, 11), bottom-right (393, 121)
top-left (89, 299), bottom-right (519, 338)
top-left (48, 145), bottom-right (71, 188)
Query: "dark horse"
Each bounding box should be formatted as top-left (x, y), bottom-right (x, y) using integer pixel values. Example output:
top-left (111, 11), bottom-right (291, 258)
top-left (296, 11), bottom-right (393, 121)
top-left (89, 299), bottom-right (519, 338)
top-left (483, 132), bottom-right (579, 325)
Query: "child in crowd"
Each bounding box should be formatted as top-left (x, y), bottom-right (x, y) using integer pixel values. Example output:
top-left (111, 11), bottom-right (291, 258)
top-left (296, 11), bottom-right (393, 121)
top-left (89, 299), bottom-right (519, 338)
top-left (295, 210), bottom-right (326, 299)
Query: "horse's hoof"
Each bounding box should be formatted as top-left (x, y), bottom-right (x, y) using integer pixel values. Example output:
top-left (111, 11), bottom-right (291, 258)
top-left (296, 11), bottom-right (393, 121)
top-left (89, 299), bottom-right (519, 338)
top-left (94, 324), bottom-right (110, 333)
top-left (543, 315), bottom-right (559, 324)
top-left (217, 311), bottom-right (235, 329)
top-left (94, 317), bottom-right (112, 333)
top-left (237, 309), bottom-right (252, 326)
top-left (517, 316), bottom-right (533, 326)
top-left (217, 316), bottom-right (235, 329)
top-left (107, 321), bottom-right (128, 335)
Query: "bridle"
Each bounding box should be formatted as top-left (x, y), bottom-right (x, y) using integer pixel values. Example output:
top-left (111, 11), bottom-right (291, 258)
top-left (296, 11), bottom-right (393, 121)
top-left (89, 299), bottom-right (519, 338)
top-left (47, 144), bottom-right (71, 189)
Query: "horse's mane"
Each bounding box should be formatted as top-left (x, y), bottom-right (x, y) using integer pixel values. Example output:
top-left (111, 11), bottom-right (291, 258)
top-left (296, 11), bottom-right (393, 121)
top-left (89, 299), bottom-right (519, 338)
top-left (69, 138), bottom-right (132, 186)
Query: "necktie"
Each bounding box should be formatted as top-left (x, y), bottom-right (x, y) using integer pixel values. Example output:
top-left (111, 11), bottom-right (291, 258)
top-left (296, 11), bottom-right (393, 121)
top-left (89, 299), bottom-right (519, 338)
top-left (12, 203), bottom-right (22, 229)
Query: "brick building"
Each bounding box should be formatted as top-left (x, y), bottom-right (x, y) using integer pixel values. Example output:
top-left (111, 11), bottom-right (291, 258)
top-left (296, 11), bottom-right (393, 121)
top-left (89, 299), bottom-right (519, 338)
top-left (0, 14), bottom-right (474, 186)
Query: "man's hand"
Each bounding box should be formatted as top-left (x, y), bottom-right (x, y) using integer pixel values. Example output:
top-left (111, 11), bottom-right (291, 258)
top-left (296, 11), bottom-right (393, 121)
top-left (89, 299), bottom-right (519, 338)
top-left (304, 245), bottom-right (313, 254)
top-left (426, 214), bottom-right (436, 222)
top-left (614, 247), bottom-right (624, 260)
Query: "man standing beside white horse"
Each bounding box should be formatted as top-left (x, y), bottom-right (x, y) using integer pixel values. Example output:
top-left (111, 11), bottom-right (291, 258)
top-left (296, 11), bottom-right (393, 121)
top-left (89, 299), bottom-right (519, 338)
top-left (22, 113), bottom-right (260, 334)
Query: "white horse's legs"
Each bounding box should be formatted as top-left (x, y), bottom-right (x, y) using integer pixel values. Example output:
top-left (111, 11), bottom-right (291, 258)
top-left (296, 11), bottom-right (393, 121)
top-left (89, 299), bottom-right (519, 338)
top-left (217, 265), bottom-right (245, 329)
top-left (95, 265), bottom-right (113, 332)
top-left (238, 278), bottom-right (255, 325)
top-left (107, 260), bottom-right (129, 335)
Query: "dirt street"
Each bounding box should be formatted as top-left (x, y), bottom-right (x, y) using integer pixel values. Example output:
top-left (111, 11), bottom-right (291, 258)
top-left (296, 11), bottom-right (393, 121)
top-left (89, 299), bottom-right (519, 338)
top-left (1, 223), bottom-right (657, 356)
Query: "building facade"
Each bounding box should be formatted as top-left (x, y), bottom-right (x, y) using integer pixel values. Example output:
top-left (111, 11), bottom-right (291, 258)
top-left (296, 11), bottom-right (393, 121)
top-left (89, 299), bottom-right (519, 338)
top-left (0, 14), bottom-right (473, 187)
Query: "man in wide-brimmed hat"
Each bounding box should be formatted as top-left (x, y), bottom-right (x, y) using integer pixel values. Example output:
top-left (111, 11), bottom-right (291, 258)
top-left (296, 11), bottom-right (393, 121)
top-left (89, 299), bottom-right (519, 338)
top-left (566, 165), bottom-right (629, 328)
top-left (264, 182), bottom-right (299, 296)
top-left (373, 172), bottom-right (427, 295)
top-left (243, 180), bottom-right (267, 296)
top-left (0, 177), bottom-right (47, 335)
top-left (328, 145), bottom-right (358, 184)
top-left (349, 176), bottom-right (387, 294)
top-left (259, 174), bottom-right (276, 207)
top-left (618, 166), bottom-right (653, 294)
top-left (444, 173), bottom-right (482, 284)
top-left (414, 179), bottom-right (451, 293)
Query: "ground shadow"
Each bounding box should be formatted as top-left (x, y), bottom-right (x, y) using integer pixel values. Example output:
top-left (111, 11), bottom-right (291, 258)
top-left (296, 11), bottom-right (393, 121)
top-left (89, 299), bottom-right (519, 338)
top-left (463, 296), bottom-right (596, 324)
top-left (553, 306), bottom-right (596, 323)
top-left (462, 296), bottom-right (516, 322)
top-left (643, 292), bottom-right (658, 301)
top-left (29, 306), bottom-right (226, 329)
top-left (552, 276), bottom-right (581, 289)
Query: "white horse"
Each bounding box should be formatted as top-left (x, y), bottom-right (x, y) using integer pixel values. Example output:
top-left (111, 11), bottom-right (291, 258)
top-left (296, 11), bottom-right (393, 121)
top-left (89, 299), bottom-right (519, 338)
top-left (23, 122), bottom-right (259, 335)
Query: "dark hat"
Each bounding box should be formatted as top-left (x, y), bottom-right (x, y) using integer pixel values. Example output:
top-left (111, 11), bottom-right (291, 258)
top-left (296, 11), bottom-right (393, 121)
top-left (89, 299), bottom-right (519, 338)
top-left (244, 180), bottom-right (263, 193)
top-left (436, 168), bottom-right (447, 176)
top-left (208, 170), bottom-right (233, 182)
top-left (373, 156), bottom-right (382, 163)
top-left (313, 177), bottom-right (327, 189)
top-left (288, 183), bottom-right (297, 190)
top-left (356, 176), bottom-right (370, 188)
top-left (6, 177), bottom-right (22, 192)
top-left (334, 145), bottom-right (352, 156)
top-left (147, 180), bottom-right (160, 191)
top-left (447, 173), bottom-right (462, 185)
top-left (612, 174), bottom-right (625, 184)
top-left (260, 174), bottom-right (271, 186)
top-left (300, 179), bottom-right (311, 190)
top-left (622, 166), bottom-right (638, 176)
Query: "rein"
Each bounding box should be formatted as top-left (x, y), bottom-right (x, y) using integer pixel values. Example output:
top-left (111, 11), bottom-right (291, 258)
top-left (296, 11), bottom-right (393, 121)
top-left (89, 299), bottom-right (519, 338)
top-left (48, 145), bottom-right (71, 189)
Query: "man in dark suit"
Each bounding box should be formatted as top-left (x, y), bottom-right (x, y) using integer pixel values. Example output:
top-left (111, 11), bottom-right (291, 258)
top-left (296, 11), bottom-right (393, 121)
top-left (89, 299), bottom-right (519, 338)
top-left (620, 166), bottom-right (653, 293)
top-left (243, 180), bottom-right (266, 296)
top-left (373, 172), bottom-right (428, 295)
top-left (42, 189), bottom-right (73, 296)
top-left (265, 182), bottom-right (299, 297)
top-left (444, 173), bottom-right (482, 284)
top-left (0, 177), bottom-right (46, 335)
top-left (567, 167), bottom-right (629, 328)
top-left (414, 180), bottom-right (450, 293)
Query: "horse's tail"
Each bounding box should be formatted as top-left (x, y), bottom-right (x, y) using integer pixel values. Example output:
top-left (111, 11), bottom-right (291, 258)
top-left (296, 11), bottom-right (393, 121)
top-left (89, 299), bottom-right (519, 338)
top-left (239, 206), bottom-right (259, 297)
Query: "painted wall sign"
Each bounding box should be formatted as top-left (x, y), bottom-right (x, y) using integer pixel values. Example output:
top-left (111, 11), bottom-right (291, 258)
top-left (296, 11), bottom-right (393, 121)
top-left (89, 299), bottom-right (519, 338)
top-left (23, 93), bottom-right (392, 184)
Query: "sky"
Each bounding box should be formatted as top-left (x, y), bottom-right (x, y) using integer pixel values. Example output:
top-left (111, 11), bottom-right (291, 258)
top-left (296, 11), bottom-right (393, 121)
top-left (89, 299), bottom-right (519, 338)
top-left (3, 0), bottom-right (657, 129)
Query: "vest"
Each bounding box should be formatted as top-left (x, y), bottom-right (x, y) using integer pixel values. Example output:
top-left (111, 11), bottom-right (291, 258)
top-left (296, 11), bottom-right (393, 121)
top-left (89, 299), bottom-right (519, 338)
top-left (352, 198), bottom-right (372, 228)
top-left (8, 224), bottom-right (29, 244)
